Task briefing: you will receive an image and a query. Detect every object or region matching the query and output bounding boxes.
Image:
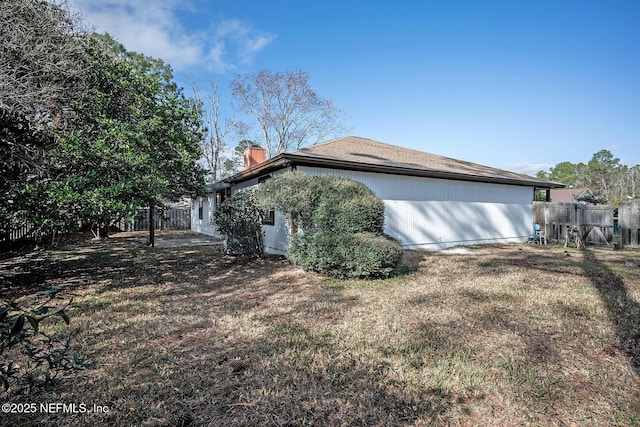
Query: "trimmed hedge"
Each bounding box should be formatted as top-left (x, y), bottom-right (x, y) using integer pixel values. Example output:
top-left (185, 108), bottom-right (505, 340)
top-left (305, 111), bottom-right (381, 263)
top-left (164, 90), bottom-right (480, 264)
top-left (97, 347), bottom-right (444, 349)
top-left (290, 231), bottom-right (403, 278)
top-left (312, 177), bottom-right (385, 234)
top-left (255, 171), bottom-right (404, 278)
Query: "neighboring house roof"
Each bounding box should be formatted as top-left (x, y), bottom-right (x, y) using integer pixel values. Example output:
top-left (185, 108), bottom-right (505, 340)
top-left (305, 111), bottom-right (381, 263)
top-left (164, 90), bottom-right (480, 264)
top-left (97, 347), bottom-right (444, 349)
top-left (224, 136), bottom-right (565, 189)
top-left (549, 188), bottom-right (593, 203)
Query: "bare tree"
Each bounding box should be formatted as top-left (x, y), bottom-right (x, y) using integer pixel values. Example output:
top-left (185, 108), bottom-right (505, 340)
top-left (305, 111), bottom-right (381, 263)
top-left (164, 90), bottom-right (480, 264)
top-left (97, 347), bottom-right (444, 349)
top-left (1, 0), bottom-right (89, 182)
top-left (624, 165), bottom-right (640, 200)
top-left (192, 82), bottom-right (239, 182)
top-left (231, 69), bottom-right (348, 158)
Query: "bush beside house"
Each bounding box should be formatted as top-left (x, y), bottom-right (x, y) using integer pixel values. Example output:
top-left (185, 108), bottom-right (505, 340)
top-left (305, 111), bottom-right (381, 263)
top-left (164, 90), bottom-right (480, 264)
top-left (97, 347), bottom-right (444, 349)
top-left (289, 231), bottom-right (403, 278)
top-left (311, 178), bottom-right (385, 234)
top-left (257, 171), bottom-right (403, 278)
top-left (213, 189), bottom-right (263, 255)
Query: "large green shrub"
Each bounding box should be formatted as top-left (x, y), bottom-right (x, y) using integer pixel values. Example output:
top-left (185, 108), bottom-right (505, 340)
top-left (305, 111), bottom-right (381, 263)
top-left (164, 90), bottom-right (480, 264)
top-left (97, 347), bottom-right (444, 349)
top-left (312, 177), bottom-right (385, 233)
top-left (213, 189), bottom-right (263, 255)
top-left (255, 171), bottom-right (318, 231)
top-left (258, 171), bottom-right (403, 278)
top-left (255, 172), bottom-right (385, 234)
top-left (290, 231), bottom-right (403, 278)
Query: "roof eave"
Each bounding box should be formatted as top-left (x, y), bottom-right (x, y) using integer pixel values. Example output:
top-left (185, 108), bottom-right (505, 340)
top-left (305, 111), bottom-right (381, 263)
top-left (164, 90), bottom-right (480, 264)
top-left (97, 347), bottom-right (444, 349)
top-left (222, 154), bottom-right (290, 184)
top-left (205, 182), bottom-right (231, 192)
top-left (222, 153), bottom-right (565, 189)
top-left (285, 154), bottom-right (565, 188)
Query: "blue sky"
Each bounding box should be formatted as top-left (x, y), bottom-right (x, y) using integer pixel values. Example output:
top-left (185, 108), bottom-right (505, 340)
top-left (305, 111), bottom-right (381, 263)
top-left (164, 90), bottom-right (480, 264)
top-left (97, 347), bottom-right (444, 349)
top-left (68, 0), bottom-right (640, 175)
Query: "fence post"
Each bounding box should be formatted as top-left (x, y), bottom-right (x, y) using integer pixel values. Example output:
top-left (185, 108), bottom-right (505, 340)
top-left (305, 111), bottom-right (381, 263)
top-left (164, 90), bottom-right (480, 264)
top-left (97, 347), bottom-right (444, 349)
top-left (619, 203), bottom-right (627, 248)
top-left (620, 201), bottom-right (640, 248)
top-left (149, 203), bottom-right (155, 247)
top-left (627, 201), bottom-right (640, 248)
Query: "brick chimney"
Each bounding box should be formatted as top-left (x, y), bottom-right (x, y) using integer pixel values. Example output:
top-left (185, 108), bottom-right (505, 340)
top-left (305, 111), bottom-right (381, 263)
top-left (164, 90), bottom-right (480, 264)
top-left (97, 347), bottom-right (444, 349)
top-left (243, 146), bottom-right (267, 170)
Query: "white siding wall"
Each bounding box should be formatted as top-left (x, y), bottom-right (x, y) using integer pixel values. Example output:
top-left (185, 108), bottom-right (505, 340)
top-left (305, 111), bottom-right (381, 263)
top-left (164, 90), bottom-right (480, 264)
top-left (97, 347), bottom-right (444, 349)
top-left (191, 196), bottom-right (221, 237)
top-left (194, 166), bottom-right (536, 253)
top-left (192, 180), bottom-right (289, 253)
top-left (232, 172), bottom-right (292, 255)
top-left (299, 166), bottom-right (534, 249)
top-left (260, 211), bottom-right (291, 255)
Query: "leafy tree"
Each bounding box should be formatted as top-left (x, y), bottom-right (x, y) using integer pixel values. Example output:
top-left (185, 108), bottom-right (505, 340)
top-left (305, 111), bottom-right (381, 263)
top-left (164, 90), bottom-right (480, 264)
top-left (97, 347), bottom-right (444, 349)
top-left (0, 0), bottom-right (89, 235)
top-left (536, 161), bottom-right (586, 187)
top-left (627, 165), bottom-right (640, 200)
top-left (77, 34), bottom-right (205, 235)
top-left (231, 69), bottom-right (348, 158)
top-left (537, 149), bottom-right (638, 204)
top-left (4, 31), bottom-right (206, 238)
top-left (586, 150), bottom-right (625, 203)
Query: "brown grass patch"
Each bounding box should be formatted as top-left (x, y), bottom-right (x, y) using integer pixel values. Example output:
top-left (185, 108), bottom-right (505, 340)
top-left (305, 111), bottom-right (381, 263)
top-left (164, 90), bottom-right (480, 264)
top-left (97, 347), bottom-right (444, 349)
top-left (1, 232), bottom-right (639, 426)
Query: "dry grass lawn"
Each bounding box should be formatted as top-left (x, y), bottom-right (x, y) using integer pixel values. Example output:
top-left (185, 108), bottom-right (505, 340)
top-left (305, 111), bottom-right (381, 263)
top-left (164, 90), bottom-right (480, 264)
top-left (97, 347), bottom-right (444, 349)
top-left (1, 231), bottom-right (639, 426)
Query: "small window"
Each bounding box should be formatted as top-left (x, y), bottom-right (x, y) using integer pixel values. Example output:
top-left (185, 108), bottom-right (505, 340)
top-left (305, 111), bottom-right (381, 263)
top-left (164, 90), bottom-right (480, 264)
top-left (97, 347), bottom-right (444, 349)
top-left (215, 190), bottom-right (226, 207)
top-left (258, 176), bottom-right (275, 225)
top-left (262, 209), bottom-right (275, 226)
top-left (198, 197), bottom-right (203, 220)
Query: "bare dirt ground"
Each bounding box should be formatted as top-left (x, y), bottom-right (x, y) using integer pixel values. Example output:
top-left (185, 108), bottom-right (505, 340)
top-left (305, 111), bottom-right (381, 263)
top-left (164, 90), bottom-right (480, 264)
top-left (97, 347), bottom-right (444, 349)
top-left (1, 231), bottom-right (639, 426)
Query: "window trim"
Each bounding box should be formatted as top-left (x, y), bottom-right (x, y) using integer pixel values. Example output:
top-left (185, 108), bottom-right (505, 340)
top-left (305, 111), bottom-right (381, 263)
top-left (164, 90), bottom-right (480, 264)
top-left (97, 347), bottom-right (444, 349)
top-left (215, 189), bottom-right (227, 207)
top-left (258, 176), bottom-right (275, 225)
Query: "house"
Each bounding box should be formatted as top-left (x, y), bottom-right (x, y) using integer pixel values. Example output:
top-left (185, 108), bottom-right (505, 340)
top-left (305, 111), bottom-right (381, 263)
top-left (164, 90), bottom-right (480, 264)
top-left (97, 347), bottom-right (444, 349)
top-left (192, 136), bottom-right (564, 254)
top-left (549, 187), bottom-right (594, 203)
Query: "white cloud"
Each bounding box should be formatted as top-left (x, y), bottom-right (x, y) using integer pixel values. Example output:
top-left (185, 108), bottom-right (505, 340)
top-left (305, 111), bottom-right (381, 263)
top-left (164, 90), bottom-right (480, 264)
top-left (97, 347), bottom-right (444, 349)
top-left (67, 0), bottom-right (275, 72)
top-left (215, 19), bottom-right (277, 66)
top-left (503, 161), bottom-right (553, 177)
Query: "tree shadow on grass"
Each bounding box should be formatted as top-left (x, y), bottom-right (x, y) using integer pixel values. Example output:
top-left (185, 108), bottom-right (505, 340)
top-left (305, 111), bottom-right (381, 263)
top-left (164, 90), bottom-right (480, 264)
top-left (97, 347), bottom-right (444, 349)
top-left (582, 249), bottom-right (640, 372)
top-left (450, 246), bottom-right (640, 373)
top-left (0, 238), bottom-right (273, 299)
top-left (202, 321), bottom-right (456, 426)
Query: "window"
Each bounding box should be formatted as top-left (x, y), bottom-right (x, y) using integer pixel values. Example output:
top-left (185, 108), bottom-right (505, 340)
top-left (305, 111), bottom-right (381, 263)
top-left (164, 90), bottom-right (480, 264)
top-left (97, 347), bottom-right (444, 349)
top-left (258, 176), bottom-right (275, 225)
top-left (215, 189), bottom-right (227, 207)
top-left (198, 197), bottom-right (203, 220)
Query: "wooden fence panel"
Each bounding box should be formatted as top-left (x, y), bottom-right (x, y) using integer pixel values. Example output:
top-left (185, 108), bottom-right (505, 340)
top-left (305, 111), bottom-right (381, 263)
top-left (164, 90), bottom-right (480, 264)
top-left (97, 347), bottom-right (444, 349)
top-left (619, 201), bottom-right (640, 248)
top-left (1, 208), bottom-right (191, 246)
top-left (130, 208), bottom-right (191, 231)
top-left (158, 207), bottom-right (190, 230)
top-left (580, 205), bottom-right (614, 245)
top-left (1, 223), bottom-right (35, 245)
top-left (533, 202), bottom-right (614, 246)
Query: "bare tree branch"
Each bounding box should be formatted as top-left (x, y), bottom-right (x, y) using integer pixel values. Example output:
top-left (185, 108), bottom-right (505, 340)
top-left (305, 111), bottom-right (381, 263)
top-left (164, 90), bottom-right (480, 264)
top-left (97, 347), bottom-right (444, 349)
top-left (192, 81), bottom-right (238, 182)
top-left (231, 69), bottom-right (349, 158)
top-left (1, 0), bottom-right (90, 184)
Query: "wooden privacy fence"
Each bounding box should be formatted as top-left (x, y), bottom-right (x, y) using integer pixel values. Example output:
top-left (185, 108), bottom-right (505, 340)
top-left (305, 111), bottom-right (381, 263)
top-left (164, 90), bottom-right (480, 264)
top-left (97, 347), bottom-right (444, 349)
top-left (1, 207), bottom-right (191, 245)
top-left (0, 223), bottom-right (33, 244)
top-left (533, 201), bottom-right (640, 248)
top-left (116, 207), bottom-right (191, 232)
top-left (533, 202), bottom-right (615, 247)
top-left (618, 200), bottom-right (640, 248)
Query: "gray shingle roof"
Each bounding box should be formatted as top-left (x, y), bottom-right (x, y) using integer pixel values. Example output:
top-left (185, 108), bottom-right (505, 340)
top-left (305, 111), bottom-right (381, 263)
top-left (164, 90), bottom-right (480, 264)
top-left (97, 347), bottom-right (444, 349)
top-left (226, 136), bottom-right (564, 189)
